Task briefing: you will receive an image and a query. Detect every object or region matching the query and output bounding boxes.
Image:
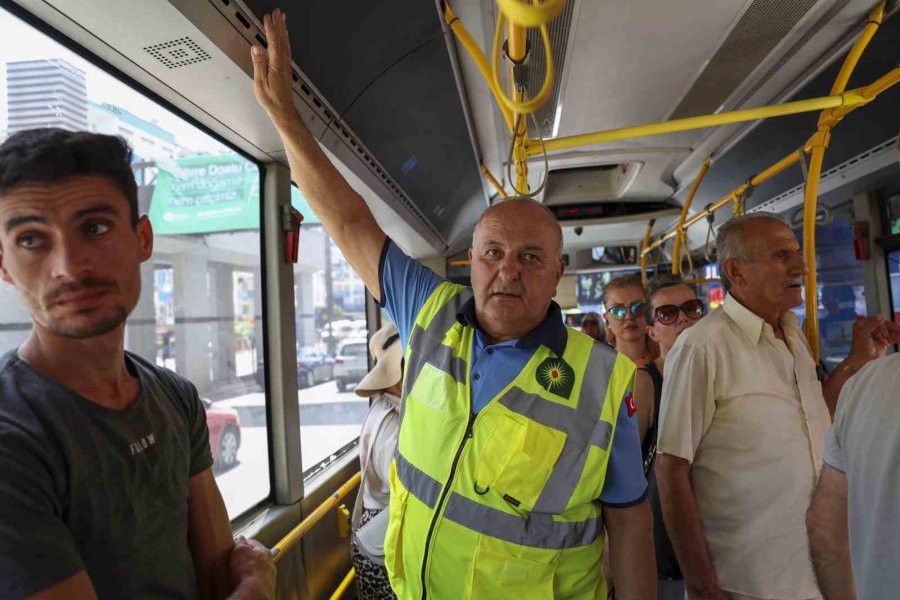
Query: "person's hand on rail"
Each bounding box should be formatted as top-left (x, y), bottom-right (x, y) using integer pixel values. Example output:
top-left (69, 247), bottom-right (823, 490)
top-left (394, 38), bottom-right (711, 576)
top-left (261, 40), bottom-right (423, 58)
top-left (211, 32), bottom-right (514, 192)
top-left (848, 315), bottom-right (900, 365)
top-left (822, 315), bottom-right (900, 417)
top-left (227, 536), bottom-right (277, 600)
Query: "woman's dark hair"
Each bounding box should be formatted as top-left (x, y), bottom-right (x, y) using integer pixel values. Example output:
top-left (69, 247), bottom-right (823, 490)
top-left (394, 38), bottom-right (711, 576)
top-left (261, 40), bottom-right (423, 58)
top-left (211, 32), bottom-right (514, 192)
top-left (645, 274), bottom-right (696, 324)
top-left (0, 128), bottom-right (138, 227)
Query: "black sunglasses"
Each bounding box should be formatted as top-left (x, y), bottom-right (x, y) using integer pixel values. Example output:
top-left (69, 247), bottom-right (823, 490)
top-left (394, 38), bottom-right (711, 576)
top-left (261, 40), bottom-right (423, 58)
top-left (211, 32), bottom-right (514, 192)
top-left (605, 301), bottom-right (647, 321)
top-left (651, 299), bottom-right (705, 325)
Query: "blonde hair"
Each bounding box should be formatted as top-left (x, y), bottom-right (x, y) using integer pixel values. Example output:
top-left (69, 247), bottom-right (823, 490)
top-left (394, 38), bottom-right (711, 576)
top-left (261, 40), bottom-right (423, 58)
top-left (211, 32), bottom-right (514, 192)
top-left (602, 274), bottom-right (660, 361)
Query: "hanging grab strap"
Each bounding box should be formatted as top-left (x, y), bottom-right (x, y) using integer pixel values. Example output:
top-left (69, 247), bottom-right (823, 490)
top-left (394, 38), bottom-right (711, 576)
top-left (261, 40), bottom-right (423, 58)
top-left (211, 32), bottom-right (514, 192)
top-left (704, 206), bottom-right (717, 265)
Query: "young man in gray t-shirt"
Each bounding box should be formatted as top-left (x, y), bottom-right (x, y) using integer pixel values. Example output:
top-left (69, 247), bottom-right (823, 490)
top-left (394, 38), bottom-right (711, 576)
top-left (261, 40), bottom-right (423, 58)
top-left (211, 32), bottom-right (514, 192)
top-left (0, 128), bottom-right (275, 599)
top-left (807, 352), bottom-right (900, 600)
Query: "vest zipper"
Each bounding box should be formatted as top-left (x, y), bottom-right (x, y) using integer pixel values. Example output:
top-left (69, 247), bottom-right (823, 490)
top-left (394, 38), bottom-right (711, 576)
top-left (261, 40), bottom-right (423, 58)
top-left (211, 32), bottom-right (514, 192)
top-left (419, 411), bottom-right (475, 600)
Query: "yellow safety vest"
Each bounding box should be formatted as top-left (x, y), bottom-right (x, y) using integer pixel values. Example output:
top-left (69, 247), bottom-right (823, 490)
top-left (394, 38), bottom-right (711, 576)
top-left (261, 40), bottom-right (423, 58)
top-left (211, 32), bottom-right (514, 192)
top-left (385, 282), bottom-right (636, 599)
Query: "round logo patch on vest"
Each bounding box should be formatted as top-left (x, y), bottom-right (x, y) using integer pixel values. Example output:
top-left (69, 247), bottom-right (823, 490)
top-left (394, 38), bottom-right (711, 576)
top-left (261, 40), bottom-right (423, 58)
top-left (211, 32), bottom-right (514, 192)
top-left (535, 357), bottom-right (576, 399)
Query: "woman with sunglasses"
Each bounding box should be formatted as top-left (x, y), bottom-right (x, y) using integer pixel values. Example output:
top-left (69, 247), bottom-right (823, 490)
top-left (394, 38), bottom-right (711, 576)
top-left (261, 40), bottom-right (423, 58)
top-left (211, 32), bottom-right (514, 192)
top-left (602, 274), bottom-right (658, 368)
top-left (634, 274), bottom-right (705, 600)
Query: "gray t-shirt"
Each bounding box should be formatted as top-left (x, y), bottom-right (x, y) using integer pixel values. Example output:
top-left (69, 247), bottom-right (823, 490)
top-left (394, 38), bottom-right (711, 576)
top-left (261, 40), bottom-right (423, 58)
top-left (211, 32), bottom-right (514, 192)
top-left (0, 350), bottom-right (214, 599)
top-left (824, 353), bottom-right (900, 600)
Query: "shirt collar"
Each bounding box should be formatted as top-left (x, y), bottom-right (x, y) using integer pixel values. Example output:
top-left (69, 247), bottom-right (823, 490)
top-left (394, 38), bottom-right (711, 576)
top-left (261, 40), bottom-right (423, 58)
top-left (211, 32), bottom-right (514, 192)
top-left (456, 296), bottom-right (568, 357)
top-left (723, 293), bottom-right (800, 345)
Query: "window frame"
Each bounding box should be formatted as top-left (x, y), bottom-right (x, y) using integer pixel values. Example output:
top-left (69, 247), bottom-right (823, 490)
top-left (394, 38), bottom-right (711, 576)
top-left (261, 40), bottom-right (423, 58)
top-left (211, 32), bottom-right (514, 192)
top-left (0, 0), bottom-right (275, 520)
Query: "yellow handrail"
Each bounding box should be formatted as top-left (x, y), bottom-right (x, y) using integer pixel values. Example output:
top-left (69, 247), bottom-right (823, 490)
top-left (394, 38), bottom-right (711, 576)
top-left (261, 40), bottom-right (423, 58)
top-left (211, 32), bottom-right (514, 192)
top-left (271, 472), bottom-right (361, 563)
top-left (491, 13), bottom-right (555, 115)
top-left (526, 90), bottom-right (869, 155)
top-left (801, 1), bottom-right (885, 362)
top-left (829, 2), bottom-right (884, 95)
top-left (802, 133), bottom-right (829, 361)
top-left (443, 3), bottom-right (514, 132)
top-left (640, 66), bottom-right (898, 258)
top-left (639, 219), bottom-right (655, 286)
top-left (480, 164), bottom-right (508, 198)
top-left (671, 156), bottom-right (712, 275)
top-left (328, 568), bottom-right (356, 600)
top-left (642, 147), bottom-right (804, 255)
top-left (496, 0), bottom-right (567, 27)
top-left (507, 18), bottom-right (527, 63)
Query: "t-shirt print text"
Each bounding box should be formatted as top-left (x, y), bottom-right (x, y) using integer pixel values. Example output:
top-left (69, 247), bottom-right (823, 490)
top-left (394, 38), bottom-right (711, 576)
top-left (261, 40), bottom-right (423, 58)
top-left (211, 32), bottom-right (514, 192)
top-left (129, 433), bottom-right (157, 456)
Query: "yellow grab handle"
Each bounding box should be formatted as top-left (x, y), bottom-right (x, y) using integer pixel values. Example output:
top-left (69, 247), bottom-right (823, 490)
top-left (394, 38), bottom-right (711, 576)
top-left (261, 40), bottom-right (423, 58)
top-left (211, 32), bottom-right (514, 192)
top-left (496, 0), bottom-right (567, 27)
top-left (491, 14), bottom-right (555, 114)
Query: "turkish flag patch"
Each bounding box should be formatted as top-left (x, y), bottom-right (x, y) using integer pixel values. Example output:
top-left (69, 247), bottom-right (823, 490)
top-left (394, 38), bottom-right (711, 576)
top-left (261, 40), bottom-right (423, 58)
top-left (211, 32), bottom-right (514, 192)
top-left (625, 391), bottom-right (637, 417)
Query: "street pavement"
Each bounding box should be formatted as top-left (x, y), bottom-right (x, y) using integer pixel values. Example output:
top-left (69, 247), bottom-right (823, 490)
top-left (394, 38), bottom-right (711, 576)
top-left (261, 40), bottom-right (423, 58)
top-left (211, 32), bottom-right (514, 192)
top-left (213, 379), bottom-right (370, 519)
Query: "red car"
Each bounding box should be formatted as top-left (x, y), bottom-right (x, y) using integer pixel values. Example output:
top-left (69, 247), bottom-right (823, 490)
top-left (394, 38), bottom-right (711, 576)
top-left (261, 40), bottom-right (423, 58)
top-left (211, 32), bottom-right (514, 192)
top-left (202, 398), bottom-right (241, 472)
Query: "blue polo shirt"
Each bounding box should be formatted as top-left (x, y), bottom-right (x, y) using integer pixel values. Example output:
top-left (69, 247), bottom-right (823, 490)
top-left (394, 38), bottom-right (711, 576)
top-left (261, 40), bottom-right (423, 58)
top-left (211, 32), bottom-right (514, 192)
top-left (378, 240), bottom-right (646, 506)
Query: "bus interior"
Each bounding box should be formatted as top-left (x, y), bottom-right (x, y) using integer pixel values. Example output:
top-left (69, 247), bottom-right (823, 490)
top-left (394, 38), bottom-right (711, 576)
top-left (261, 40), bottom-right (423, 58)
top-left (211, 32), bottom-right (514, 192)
top-left (0, 0), bottom-right (898, 598)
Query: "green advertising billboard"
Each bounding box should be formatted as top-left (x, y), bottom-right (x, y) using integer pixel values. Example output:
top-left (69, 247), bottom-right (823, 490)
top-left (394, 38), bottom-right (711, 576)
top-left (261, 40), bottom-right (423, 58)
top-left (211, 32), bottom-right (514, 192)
top-left (149, 155), bottom-right (260, 235)
top-left (291, 185), bottom-right (320, 225)
top-left (149, 154), bottom-right (320, 235)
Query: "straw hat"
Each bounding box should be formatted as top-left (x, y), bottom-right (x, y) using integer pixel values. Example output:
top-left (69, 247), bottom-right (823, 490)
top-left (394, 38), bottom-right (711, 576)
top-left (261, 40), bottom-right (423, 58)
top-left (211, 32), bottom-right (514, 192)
top-left (354, 323), bottom-right (403, 397)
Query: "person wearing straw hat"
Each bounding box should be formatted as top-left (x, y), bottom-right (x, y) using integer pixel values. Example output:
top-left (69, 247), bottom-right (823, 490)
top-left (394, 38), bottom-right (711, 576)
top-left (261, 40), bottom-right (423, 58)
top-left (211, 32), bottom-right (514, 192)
top-left (350, 323), bottom-right (403, 600)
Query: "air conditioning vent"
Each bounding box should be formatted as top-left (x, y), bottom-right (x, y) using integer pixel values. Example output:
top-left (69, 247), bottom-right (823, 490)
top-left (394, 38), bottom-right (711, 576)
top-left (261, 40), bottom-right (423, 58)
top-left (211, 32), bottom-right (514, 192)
top-left (143, 37), bottom-right (211, 69)
top-left (524, 0), bottom-right (576, 138)
top-left (670, 0), bottom-right (817, 119)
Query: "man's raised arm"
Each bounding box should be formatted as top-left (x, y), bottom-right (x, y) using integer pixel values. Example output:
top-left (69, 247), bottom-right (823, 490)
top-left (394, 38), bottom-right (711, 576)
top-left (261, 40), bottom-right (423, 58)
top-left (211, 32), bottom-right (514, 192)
top-left (251, 9), bottom-right (386, 300)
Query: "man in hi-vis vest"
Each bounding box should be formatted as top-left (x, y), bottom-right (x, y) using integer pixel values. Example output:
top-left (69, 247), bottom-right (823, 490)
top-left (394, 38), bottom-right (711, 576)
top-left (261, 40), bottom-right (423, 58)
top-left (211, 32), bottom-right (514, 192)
top-left (251, 11), bottom-right (656, 599)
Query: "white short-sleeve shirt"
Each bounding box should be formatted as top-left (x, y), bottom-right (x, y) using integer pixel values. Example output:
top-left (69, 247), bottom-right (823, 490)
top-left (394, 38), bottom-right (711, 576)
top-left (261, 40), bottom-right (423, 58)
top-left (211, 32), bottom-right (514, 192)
top-left (657, 294), bottom-right (830, 599)
top-left (824, 353), bottom-right (900, 600)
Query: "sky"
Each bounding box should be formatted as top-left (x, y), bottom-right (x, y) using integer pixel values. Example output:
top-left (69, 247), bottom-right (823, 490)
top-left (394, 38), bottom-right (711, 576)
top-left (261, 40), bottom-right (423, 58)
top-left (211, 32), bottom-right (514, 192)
top-left (0, 8), bottom-right (226, 154)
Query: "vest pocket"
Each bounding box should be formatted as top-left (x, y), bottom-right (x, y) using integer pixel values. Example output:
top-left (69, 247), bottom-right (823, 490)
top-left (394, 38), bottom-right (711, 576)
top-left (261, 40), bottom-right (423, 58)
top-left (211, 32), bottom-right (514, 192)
top-left (475, 414), bottom-right (566, 512)
top-left (385, 483), bottom-right (408, 583)
top-left (465, 541), bottom-right (557, 599)
top-left (407, 363), bottom-right (455, 413)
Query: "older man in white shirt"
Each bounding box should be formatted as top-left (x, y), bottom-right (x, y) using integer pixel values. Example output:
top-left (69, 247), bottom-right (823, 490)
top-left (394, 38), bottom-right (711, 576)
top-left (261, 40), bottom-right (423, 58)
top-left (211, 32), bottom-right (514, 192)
top-left (655, 212), bottom-right (899, 600)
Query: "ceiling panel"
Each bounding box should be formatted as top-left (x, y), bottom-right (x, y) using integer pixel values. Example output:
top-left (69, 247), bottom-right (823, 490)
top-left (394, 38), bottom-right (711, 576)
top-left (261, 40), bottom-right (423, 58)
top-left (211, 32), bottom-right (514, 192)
top-left (242, 0), bottom-right (485, 245)
top-left (558, 0), bottom-right (748, 143)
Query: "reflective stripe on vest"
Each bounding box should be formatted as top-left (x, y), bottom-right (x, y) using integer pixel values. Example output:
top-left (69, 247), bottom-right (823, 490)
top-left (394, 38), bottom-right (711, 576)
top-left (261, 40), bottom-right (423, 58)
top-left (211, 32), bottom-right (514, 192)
top-left (399, 286), bottom-right (472, 424)
top-left (396, 452), bottom-right (441, 510)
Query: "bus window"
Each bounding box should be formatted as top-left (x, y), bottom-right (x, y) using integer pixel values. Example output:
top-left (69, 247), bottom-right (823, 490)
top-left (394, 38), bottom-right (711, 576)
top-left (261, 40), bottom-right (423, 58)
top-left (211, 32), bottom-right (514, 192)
top-left (887, 192), bottom-right (900, 235)
top-left (0, 7), bottom-right (271, 520)
top-left (889, 251), bottom-right (900, 325)
top-left (292, 191), bottom-right (369, 476)
top-left (885, 192), bottom-right (900, 324)
top-left (576, 270), bottom-right (642, 312)
top-left (805, 203), bottom-right (868, 371)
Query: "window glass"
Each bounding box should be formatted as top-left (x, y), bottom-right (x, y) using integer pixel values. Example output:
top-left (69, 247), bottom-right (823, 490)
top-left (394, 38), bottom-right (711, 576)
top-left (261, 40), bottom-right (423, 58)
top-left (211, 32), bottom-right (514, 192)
top-left (0, 8), bottom-right (270, 519)
top-left (576, 270), bottom-right (641, 312)
top-left (698, 264), bottom-right (725, 311)
top-left (886, 192), bottom-right (900, 235)
top-left (292, 188), bottom-right (369, 475)
top-left (790, 203), bottom-right (867, 370)
top-left (888, 250), bottom-right (900, 326)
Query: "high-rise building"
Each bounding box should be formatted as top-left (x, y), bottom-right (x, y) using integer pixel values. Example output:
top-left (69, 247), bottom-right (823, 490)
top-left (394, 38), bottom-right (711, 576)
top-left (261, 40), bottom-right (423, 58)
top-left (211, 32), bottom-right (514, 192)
top-left (5, 59), bottom-right (88, 133)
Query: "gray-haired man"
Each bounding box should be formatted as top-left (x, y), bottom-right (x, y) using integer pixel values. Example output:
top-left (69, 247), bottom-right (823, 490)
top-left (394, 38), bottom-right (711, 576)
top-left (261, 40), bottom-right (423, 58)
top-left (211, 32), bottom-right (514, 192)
top-left (581, 311), bottom-right (607, 344)
top-left (654, 212), bottom-right (899, 600)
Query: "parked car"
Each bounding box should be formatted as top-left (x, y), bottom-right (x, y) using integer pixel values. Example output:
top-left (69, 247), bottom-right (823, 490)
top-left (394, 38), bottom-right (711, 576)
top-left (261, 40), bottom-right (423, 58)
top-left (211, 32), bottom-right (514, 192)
top-left (203, 398), bottom-right (241, 472)
top-left (297, 347), bottom-right (335, 388)
top-left (334, 338), bottom-right (369, 393)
